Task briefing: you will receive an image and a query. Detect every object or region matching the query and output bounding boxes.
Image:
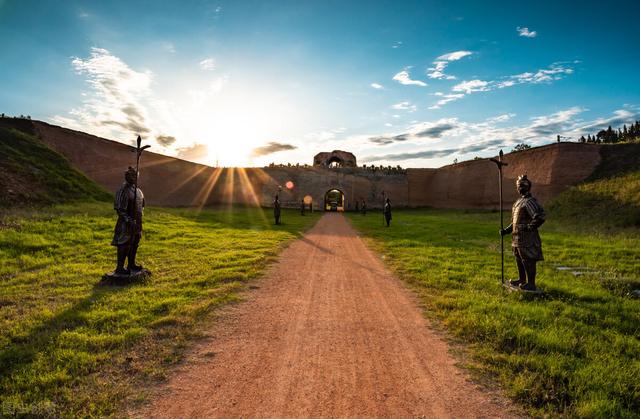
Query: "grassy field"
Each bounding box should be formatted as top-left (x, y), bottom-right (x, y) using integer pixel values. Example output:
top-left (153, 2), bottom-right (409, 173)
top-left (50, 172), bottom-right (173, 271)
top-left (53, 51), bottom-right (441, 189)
top-left (0, 203), bottom-right (320, 417)
top-left (347, 209), bottom-right (640, 417)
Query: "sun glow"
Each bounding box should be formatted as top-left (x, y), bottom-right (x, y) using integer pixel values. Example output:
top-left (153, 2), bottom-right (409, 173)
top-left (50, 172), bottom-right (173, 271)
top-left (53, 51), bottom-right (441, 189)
top-left (158, 79), bottom-right (303, 168)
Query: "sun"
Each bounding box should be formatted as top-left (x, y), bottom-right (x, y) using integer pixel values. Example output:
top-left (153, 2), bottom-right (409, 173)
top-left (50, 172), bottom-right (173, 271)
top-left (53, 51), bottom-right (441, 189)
top-left (170, 81), bottom-right (302, 168)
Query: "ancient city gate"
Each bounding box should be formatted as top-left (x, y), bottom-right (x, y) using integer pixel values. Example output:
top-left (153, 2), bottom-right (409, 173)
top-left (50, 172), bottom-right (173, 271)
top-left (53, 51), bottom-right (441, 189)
top-left (324, 189), bottom-right (345, 211)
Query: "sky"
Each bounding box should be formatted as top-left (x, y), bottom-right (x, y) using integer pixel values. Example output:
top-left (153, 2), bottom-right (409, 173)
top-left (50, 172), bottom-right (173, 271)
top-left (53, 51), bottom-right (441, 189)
top-left (1, 0), bottom-right (639, 168)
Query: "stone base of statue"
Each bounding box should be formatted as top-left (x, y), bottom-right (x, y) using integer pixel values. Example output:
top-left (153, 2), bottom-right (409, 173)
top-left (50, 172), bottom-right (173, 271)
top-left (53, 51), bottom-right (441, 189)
top-left (100, 268), bottom-right (151, 285)
top-left (503, 281), bottom-right (543, 295)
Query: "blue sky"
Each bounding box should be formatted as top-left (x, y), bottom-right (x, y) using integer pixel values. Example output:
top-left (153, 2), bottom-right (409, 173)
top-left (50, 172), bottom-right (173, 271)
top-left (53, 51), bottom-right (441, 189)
top-left (1, 0), bottom-right (639, 167)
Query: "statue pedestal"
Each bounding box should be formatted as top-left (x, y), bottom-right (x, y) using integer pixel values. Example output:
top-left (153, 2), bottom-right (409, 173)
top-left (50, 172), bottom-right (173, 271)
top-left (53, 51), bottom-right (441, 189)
top-left (503, 282), bottom-right (543, 295)
top-left (101, 268), bottom-right (151, 285)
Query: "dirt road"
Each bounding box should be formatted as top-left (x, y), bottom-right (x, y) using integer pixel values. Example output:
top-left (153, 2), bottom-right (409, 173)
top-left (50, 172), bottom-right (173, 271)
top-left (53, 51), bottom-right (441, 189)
top-left (141, 213), bottom-right (518, 418)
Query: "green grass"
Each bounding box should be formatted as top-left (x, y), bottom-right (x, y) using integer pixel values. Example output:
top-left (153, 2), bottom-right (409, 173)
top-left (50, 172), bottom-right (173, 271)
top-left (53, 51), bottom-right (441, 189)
top-left (0, 126), bottom-right (111, 207)
top-left (347, 209), bottom-right (640, 417)
top-left (0, 203), bottom-right (320, 417)
top-left (548, 171), bottom-right (640, 229)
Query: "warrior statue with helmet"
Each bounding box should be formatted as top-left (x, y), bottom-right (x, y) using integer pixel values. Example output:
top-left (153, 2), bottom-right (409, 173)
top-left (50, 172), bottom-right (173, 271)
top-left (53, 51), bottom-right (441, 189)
top-left (500, 175), bottom-right (546, 291)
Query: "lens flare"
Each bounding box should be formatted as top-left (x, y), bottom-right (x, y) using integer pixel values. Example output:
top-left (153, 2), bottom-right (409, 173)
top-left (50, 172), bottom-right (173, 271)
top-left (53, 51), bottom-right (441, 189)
top-left (285, 181), bottom-right (294, 189)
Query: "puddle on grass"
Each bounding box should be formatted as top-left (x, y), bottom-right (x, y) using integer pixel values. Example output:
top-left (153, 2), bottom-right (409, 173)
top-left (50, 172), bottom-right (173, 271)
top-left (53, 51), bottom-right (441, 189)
top-left (554, 265), bottom-right (596, 277)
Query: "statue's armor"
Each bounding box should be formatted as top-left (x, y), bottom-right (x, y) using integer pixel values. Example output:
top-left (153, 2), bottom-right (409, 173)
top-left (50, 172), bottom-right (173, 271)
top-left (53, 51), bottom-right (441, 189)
top-left (111, 182), bottom-right (145, 246)
top-left (510, 193), bottom-right (545, 260)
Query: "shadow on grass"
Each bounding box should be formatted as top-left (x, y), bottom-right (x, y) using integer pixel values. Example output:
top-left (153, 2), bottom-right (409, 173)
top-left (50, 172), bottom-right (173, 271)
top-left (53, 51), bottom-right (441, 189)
top-left (0, 282), bottom-right (130, 385)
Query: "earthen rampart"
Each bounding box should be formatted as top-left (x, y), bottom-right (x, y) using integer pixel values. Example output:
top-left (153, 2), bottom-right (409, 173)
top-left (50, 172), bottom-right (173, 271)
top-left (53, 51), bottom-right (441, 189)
top-left (29, 121), bottom-right (607, 210)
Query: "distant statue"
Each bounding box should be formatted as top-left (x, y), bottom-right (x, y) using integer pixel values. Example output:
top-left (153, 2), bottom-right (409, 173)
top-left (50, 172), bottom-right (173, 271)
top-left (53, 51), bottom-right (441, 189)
top-left (274, 195), bottom-right (281, 225)
top-left (111, 167), bottom-right (145, 275)
top-left (501, 175), bottom-right (546, 291)
top-left (361, 200), bottom-right (367, 216)
top-left (300, 198), bottom-right (305, 216)
top-left (384, 198), bottom-right (392, 227)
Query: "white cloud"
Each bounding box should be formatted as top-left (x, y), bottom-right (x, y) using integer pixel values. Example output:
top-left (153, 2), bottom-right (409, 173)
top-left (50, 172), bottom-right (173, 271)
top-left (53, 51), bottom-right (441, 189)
top-left (370, 83), bottom-right (383, 89)
top-left (199, 58), bottom-right (216, 71)
top-left (487, 113), bottom-right (516, 123)
top-left (517, 27), bottom-right (537, 38)
top-left (392, 41), bottom-right (403, 49)
top-left (427, 50), bottom-right (472, 80)
top-left (391, 101), bottom-right (417, 112)
top-left (392, 70), bottom-right (427, 87)
top-left (497, 64), bottom-right (574, 88)
top-left (437, 50), bottom-right (473, 61)
top-left (430, 63), bottom-right (576, 108)
top-left (452, 79), bottom-right (490, 94)
top-left (361, 107), bottom-right (613, 164)
top-left (428, 93), bottom-right (464, 109)
top-left (53, 47), bottom-right (154, 137)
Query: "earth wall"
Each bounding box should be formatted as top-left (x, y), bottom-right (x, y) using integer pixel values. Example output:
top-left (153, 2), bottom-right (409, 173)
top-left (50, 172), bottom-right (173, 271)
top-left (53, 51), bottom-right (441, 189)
top-left (27, 120), bottom-right (607, 210)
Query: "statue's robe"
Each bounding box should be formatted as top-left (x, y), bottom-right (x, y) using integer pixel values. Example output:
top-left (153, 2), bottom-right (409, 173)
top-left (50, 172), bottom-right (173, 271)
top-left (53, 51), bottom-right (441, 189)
top-left (510, 193), bottom-right (545, 261)
top-left (111, 182), bottom-right (145, 246)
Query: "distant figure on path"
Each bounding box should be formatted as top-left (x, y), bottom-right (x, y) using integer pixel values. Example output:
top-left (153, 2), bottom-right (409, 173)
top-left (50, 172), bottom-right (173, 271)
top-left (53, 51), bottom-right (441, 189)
top-left (384, 198), bottom-right (392, 227)
top-left (300, 199), bottom-right (306, 216)
top-left (111, 167), bottom-right (145, 274)
top-left (361, 200), bottom-right (367, 216)
top-left (274, 195), bottom-right (281, 225)
top-left (500, 175), bottom-right (545, 291)
top-left (355, 200), bottom-right (359, 212)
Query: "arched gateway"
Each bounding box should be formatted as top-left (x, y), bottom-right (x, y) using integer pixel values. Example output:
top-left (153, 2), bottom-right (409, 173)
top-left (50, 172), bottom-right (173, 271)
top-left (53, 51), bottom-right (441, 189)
top-left (324, 189), bottom-right (345, 211)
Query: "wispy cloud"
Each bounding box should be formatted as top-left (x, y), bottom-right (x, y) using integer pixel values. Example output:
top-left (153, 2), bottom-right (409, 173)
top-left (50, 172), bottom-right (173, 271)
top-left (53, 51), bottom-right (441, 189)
top-left (517, 26), bottom-right (537, 38)
top-left (363, 139), bottom-right (506, 162)
top-left (487, 113), bottom-right (516, 123)
top-left (428, 93), bottom-right (464, 109)
top-left (369, 119), bottom-right (458, 145)
top-left (199, 57), bottom-right (216, 71)
top-left (370, 83), bottom-right (383, 89)
top-left (251, 141), bottom-right (297, 157)
top-left (392, 41), bottom-right (403, 49)
top-left (53, 47), bottom-right (154, 138)
top-left (156, 135), bottom-right (177, 146)
top-left (497, 64), bottom-right (573, 88)
top-left (391, 101), bottom-right (417, 112)
top-left (177, 143), bottom-right (209, 162)
top-left (427, 50), bottom-right (472, 80)
top-left (452, 79), bottom-right (490, 94)
top-left (429, 63), bottom-right (576, 108)
top-left (392, 69), bottom-right (427, 87)
top-left (362, 106), bottom-right (635, 164)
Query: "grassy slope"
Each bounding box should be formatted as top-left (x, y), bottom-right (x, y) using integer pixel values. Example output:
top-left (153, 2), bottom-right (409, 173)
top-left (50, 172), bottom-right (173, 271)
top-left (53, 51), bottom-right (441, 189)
top-left (0, 123), bottom-right (111, 208)
top-left (0, 203), bottom-right (320, 417)
top-left (548, 141), bottom-right (640, 229)
top-left (347, 210), bottom-right (639, 417)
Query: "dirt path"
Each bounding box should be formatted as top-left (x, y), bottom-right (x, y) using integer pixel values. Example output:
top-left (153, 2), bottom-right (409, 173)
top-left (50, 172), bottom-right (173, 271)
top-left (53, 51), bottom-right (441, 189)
top-left (140, 213), bottom-right (520, 418)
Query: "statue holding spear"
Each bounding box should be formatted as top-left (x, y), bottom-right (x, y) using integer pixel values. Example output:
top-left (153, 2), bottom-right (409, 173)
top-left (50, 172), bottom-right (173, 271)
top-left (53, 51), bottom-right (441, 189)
top-left (106, 136), bottom-right (151, 281)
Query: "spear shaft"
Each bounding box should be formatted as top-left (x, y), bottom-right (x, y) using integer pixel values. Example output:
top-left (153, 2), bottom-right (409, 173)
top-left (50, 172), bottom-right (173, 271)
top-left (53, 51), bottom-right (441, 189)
top-left (130, 136), bottom-right (150, 265)
top-left (490, 150), bottom-right (508, 285)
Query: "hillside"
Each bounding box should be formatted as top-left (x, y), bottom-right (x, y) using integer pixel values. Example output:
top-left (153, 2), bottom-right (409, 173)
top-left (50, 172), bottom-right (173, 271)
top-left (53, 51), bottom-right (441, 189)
top-left (0, 119), bottom-right (111, 208)
top-left (548, 141), bottom-right (640, 228)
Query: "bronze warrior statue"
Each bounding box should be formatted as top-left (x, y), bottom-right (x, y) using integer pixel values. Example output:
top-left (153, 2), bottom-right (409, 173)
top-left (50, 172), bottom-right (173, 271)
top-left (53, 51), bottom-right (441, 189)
top-left (111, 166), bottom-right (145, 274)
top-left (384, 197), bottom-right (392, 227)
top-left (273, 194), bottom-right (281, 225)
top-left (501, 175), bottom-right (545, 291)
